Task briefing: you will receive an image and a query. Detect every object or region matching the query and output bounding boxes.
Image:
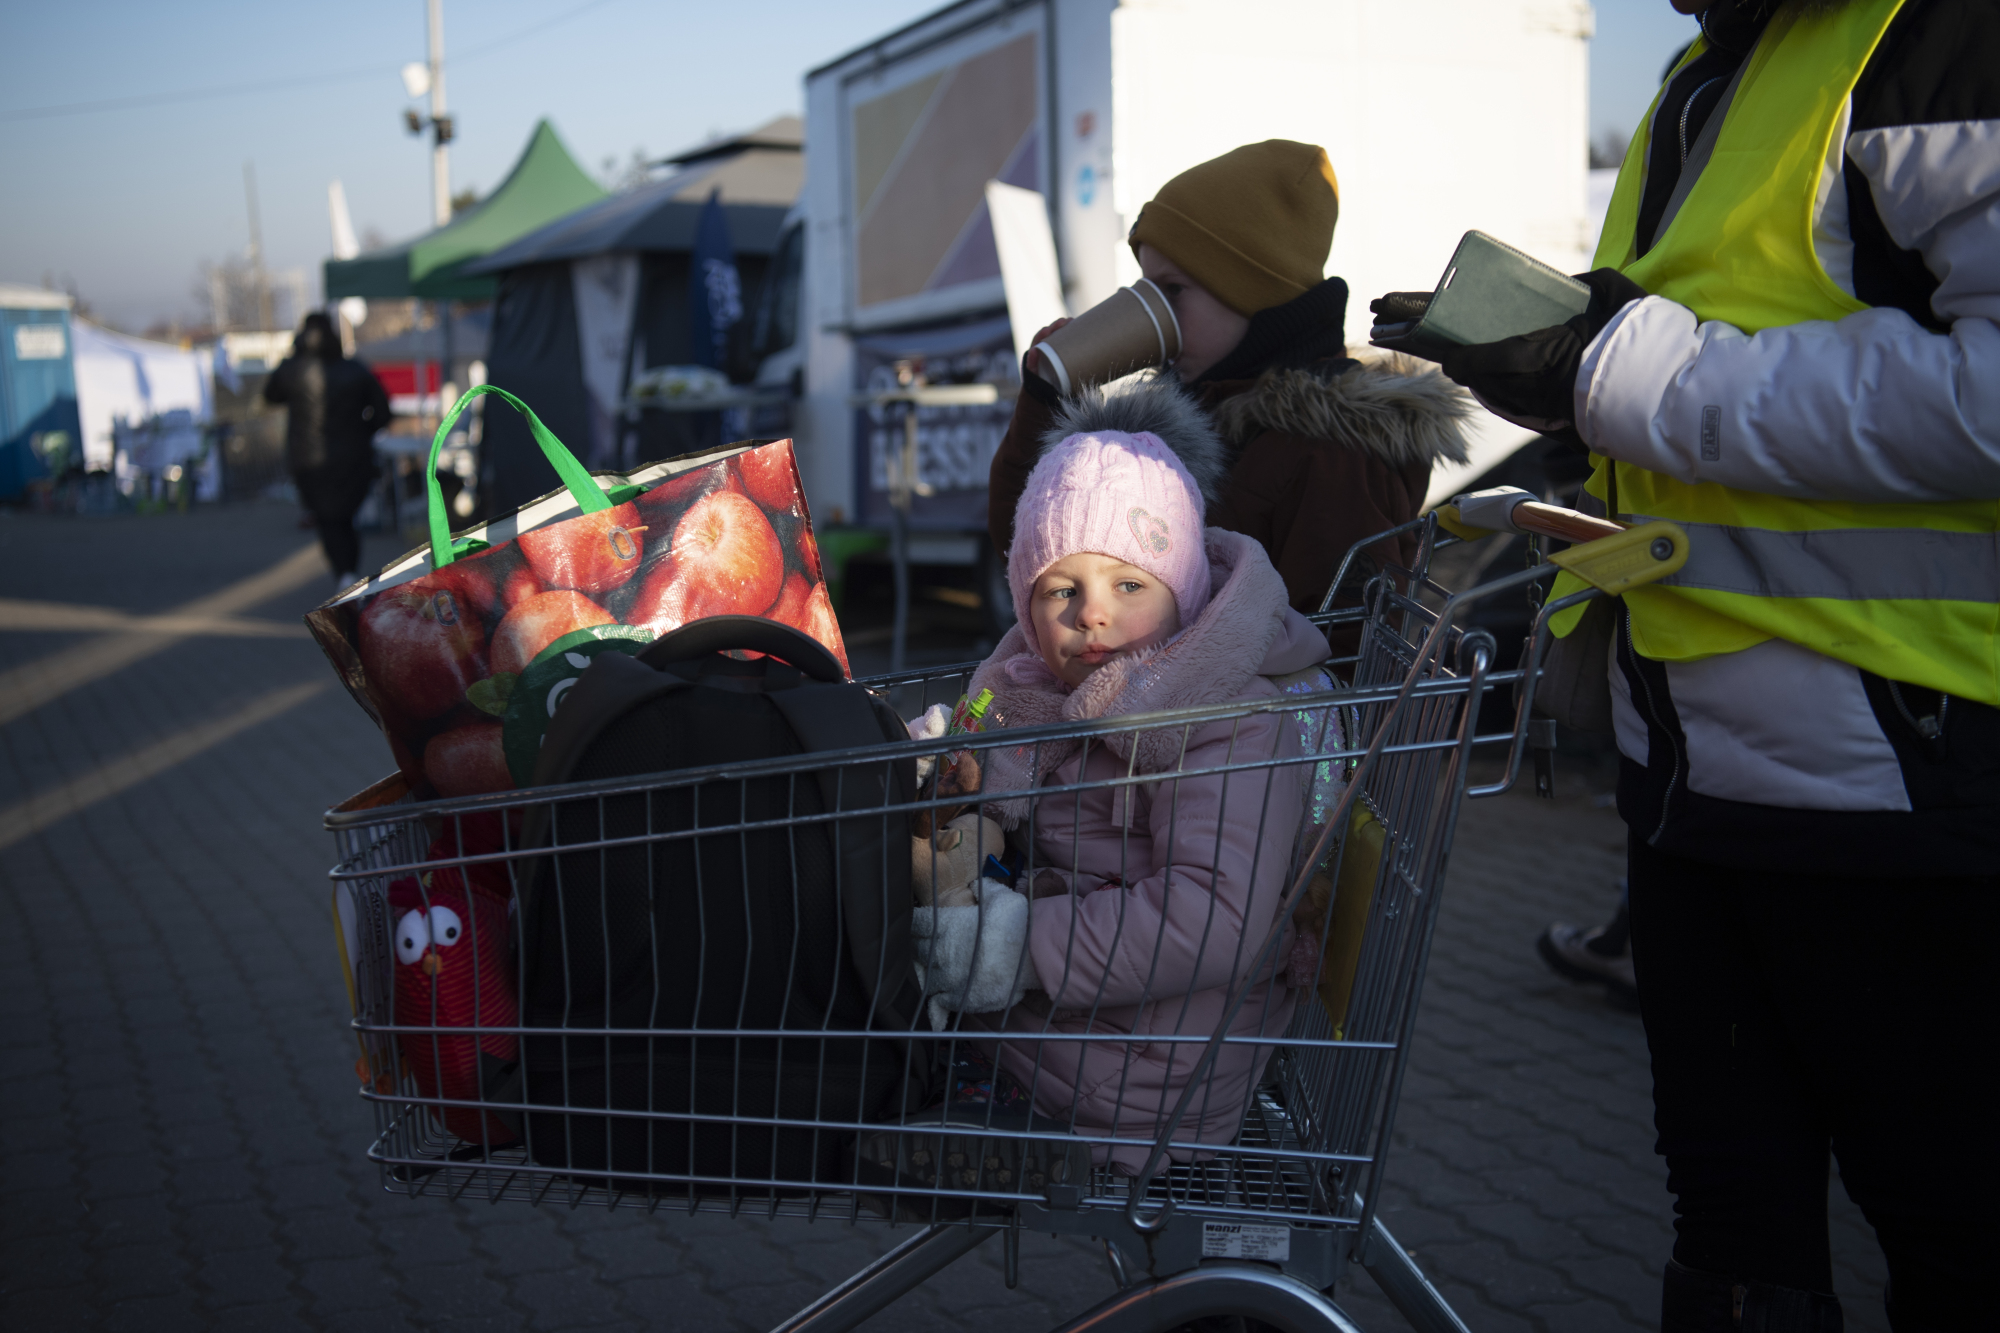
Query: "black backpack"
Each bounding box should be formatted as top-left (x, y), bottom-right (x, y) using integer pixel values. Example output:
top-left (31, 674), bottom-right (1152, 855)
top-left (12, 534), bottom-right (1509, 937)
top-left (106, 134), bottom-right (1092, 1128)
top-left (511, 617), bottom-right (923, 1193)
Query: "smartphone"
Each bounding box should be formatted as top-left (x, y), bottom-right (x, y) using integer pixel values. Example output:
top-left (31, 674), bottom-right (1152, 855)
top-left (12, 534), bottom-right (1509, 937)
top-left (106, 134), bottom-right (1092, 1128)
top-left (1369, 231), bottom-right (1591, 362)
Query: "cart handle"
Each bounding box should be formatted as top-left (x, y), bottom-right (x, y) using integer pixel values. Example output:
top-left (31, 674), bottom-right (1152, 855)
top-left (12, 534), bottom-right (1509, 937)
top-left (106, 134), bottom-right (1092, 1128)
top-left (1435, 485), bottom-right (1624, 544)
top-left (1435, 487), bottom-right (1688, 595)
top-left (1503, 500), bottom-right (1623, 543)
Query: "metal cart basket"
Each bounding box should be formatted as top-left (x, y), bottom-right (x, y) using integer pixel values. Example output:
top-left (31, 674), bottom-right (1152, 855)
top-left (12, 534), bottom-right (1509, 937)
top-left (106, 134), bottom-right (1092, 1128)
top-left (323, 500), bottom-right (1687, 1332)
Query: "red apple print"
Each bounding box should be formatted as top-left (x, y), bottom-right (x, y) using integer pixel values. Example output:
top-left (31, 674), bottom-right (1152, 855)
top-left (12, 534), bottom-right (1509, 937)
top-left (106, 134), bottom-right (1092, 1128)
top-left (428, 559), bottom-right (501, 621)
top-left (795, 524), bottom-right (828, 583)
top-left (626, 490), bottom-right (784, 633)
top-left (761, 571), bottom-right (847, 672)
top-left (424, 722), bottom-right (511, 797)
top-left (517, 501), bottom-right (645, 594)
top-left (797, 581), bottom-right (849, 673)
top-left (499, 564), bottom-right (543, 610)
top-left (386, 722), bottom-right (426, 790)
top-left (735, 440), bottom-right (797, 512)
top-left (491, 590), bottom-right (615, 676)
top-left (622, 556), bottom-right (697, 632)
top-left (765, 570), bottom-right (813, 624)
top-left (359, 579), bottom-right (490, 720)
top-left (638, 465), bottom-right (724, 519)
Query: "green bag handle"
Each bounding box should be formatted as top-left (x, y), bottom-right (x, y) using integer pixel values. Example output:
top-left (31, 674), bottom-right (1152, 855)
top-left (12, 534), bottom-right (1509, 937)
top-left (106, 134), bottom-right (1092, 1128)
top-left (425, 384), bottom-right (610, 570)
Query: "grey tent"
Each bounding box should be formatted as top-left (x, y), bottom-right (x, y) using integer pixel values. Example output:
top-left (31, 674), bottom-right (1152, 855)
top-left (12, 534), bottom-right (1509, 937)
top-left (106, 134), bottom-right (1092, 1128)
top-left (464, 118), bottom-right (801, 513)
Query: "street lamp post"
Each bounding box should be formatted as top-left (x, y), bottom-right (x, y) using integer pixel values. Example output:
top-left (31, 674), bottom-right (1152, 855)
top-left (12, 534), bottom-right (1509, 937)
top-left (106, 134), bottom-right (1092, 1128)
top-left (399, 3), bottom-right (453, 223)
top-left (401, 2), bottom-right (457, 442)
top-left (425, 0), bottom-right (449, 228)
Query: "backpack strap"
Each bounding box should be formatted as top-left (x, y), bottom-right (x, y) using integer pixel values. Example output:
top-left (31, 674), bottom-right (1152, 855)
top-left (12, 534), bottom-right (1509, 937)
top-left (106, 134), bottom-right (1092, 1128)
top-left (640, 615), bottom-right (845, 682)
top-left (768, 683), bottom-right (923, 1033)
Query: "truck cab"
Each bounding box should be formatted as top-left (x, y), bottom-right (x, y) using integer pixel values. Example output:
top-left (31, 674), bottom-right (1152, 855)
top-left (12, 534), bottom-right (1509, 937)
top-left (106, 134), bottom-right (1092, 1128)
top-left (762, 0), bottom-right (1595, 646)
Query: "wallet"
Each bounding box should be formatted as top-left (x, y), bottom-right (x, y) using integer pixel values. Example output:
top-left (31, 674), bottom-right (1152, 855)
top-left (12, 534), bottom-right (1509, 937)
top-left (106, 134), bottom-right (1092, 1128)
top-left (1369, 231), bottom-right (1591, 363)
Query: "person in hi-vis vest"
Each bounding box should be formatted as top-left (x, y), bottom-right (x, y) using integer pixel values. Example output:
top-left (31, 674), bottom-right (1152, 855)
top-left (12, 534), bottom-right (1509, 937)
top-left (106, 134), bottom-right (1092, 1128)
top-left (1417, 1), bottom-right (1999, 1329)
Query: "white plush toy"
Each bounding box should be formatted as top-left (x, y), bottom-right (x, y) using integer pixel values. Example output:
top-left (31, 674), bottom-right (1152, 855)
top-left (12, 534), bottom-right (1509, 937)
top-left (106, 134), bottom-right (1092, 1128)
top-left (901, 708), bottom-right (1038, 1027)
top-left (910, 883), bottom-right (1041, 1030)
top-left (912, 812), bottom-right (1005, 909)
top-left (905, 705), bottom-right (1001, 908)
top-left (906, 703), bottom-right (951, 785)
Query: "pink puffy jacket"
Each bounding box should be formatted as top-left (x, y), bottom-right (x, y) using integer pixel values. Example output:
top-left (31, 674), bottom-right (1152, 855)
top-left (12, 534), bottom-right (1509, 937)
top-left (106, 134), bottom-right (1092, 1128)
top-left (966, 530), bottom-right (1327, 1170)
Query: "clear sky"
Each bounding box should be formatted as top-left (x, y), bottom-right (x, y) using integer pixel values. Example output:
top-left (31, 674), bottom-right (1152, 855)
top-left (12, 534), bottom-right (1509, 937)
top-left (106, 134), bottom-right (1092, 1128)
top-left (1591, 0), bottom-right (1704, 148)
top-left (0, 0), bottom-right (1700, 332)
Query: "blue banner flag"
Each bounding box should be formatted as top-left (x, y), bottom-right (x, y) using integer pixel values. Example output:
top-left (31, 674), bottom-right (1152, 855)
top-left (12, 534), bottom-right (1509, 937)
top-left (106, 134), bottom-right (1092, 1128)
top-left (689, 188), bottom-right (742, 370)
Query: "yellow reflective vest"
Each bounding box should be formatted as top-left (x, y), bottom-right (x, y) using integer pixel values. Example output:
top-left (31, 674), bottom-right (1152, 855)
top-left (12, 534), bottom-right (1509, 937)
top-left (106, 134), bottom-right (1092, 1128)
top-left (1557, 0), bottom-right (2000, 707)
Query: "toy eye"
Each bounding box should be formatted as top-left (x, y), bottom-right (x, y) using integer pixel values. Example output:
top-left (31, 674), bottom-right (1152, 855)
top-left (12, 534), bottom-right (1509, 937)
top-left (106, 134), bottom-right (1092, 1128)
top-left (427, 904), bottom-right (464, 948)
top-left (395, 910), bottom-right (430, 965)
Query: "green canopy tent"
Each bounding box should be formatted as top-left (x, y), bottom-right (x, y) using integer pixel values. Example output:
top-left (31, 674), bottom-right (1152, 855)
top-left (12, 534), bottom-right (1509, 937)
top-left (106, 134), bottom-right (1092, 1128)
top-left (324, 120), bottom-right (606, 301)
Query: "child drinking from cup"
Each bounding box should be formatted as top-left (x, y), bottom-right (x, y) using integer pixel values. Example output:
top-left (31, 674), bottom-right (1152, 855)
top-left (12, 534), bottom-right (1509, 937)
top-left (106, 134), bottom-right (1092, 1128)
top-left (986, 140), bottom-right (1474, 637)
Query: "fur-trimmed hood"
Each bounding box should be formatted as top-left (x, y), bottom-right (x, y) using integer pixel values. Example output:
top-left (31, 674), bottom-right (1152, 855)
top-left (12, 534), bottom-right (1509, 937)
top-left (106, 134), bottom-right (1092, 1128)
top-left (1036, 375), bottom-right (1229, 509)
top-left (1210, 352), bottom-right (1474, 469)
top-left (969, 528), bottom-right (1324, 807)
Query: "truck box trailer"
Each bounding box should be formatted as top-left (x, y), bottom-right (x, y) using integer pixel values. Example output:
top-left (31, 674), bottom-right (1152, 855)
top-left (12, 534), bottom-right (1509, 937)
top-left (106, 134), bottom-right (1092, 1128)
top-left (758, 0), bottom-right (1595, 595)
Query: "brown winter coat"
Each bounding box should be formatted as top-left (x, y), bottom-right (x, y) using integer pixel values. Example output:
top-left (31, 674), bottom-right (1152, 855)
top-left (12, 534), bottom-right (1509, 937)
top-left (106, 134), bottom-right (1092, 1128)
top-left (988, 355), bottom-right (1473, 621)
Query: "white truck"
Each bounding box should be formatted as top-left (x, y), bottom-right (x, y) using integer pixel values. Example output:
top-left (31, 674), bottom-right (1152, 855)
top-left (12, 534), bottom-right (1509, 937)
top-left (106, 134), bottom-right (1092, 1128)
top-left (754, 0), bottom-right (1596, 593)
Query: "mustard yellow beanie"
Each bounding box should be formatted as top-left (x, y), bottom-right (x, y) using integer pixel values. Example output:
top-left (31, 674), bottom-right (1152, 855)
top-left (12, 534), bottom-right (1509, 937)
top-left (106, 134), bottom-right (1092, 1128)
top-left (1128, 140), bottom-right (1339, 316)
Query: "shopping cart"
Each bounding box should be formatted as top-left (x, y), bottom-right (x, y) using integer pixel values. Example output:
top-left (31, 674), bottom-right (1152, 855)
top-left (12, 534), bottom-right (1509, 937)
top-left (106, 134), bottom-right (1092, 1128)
top-left (323, 497), bottom-right (1687, 1332)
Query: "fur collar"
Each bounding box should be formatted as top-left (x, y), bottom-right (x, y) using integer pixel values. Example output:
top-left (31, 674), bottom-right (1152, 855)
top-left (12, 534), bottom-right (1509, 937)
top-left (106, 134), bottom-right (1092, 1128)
top-left (1210, 351), bottom-right (1474, 469)
top-left (969, 529), bottom-right (1320, 807)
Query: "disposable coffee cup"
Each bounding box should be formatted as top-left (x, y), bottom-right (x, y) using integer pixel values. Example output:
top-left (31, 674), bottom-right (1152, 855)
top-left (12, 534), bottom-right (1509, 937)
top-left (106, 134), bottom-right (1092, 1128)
top-left (1031, 278), bottom-right (1183, 395)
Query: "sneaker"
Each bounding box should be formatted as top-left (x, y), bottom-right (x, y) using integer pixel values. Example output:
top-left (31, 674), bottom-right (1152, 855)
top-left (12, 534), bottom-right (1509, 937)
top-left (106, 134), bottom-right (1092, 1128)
top-left (852, 1047), bottom-right (1090, 1218)
top-left (1537, 897), bottom-right (1637, 1009)
top-left (853, 1103), bottom-right (1090, 1220)
top-left (938, 1044), bottom-right (1033, 1113)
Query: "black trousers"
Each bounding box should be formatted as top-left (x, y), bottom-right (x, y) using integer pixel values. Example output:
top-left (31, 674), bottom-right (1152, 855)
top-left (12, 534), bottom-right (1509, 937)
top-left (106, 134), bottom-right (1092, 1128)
top-left (294, 464), bottom-right (372, 575)
top-left (1627, 836), bottom-right (1999, 1329)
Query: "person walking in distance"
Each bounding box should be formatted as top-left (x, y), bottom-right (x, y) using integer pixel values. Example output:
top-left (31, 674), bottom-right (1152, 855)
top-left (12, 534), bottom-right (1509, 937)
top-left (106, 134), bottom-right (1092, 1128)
top-left (1427, 1), bottom-right (2000, 1327)
top-left (265, 311), bottom-right (391, 588)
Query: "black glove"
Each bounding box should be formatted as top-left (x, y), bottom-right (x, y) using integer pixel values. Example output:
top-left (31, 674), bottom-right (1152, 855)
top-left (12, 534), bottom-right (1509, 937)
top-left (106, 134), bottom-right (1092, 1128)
top-left (1368, 291), bottom-right (1435, 328)
top-left (1437, 268), bottom-right (1647, 432)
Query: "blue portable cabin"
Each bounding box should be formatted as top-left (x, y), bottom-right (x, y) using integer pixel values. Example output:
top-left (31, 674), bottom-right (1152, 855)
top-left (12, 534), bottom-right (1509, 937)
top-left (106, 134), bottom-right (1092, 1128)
top-left (0, 285), bottom-right (80, 498)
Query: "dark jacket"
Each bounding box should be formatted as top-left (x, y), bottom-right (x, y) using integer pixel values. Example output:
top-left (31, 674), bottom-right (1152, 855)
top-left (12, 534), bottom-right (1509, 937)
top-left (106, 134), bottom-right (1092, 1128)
top-left (264, 329), bottom-right (391, 479)
top-left (988, 278), bottom-right (1472, 620)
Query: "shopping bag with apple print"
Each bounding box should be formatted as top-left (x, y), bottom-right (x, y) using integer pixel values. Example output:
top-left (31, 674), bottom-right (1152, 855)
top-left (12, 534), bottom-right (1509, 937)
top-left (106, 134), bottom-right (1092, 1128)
top-left (306, 385), bottom-right (848, 801)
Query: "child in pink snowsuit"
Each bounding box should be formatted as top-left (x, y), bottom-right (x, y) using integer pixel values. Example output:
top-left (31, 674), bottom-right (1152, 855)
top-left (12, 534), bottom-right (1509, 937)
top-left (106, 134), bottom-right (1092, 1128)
top-left (964, 378), bottom-right (1326, 1171)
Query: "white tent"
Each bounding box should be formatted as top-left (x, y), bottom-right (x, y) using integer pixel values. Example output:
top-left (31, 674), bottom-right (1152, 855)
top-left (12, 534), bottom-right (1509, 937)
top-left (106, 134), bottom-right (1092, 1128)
top-left (70, 319), bottom-right (213, 471)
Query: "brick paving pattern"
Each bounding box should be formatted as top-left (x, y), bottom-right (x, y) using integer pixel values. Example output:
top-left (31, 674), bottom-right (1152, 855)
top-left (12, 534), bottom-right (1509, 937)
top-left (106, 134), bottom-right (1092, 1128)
top-left (0, 503), bottom-right (1892, 1331)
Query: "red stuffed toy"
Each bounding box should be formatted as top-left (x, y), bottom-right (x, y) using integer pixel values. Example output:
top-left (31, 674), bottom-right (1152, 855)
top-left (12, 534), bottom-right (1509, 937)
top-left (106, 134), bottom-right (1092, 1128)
top-left (389, 861), bottom-right (518, 1145)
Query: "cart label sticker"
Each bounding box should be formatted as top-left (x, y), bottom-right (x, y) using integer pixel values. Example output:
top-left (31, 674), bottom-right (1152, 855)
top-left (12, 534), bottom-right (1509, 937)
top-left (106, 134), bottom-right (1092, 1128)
top-left (1201, 1222), bottom-right (1290, 1261)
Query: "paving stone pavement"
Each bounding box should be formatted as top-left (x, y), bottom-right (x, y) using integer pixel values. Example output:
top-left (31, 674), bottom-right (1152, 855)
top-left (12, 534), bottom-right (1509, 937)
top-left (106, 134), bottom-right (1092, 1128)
top-left (0, 503), bottom-right (1894, 1332)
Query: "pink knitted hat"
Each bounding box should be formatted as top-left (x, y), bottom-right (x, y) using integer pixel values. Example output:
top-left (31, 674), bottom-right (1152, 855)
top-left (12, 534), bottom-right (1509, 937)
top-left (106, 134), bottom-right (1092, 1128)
top-left (1008, 429), bottom-right (1210, 651)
